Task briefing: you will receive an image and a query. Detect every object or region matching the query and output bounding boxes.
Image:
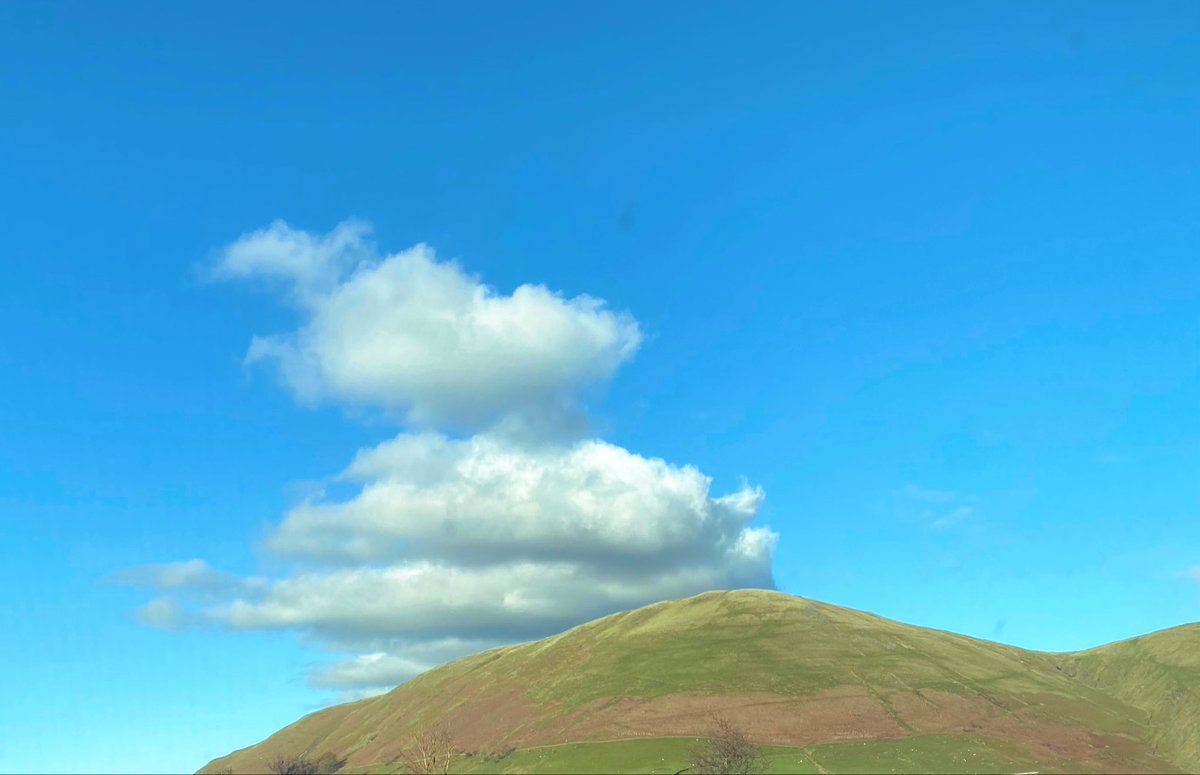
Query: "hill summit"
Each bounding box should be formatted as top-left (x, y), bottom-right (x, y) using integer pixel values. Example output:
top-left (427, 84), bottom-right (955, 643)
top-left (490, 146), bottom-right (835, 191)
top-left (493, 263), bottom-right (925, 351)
top-left (201, 590), bottom-right (1199, 773)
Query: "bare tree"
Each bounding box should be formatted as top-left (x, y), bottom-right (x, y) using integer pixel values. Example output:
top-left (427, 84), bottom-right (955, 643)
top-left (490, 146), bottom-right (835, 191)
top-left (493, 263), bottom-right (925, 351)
top-left (314, 751), bottom-right (346, 774)
top-left (267, 754), bottom-right (320, 775)
top-left (688, 714), bottom-right (765, 775)
top-left (397, 722), bottom-right (457, 775)
top-left (263, 750), bottom-right (343, 775)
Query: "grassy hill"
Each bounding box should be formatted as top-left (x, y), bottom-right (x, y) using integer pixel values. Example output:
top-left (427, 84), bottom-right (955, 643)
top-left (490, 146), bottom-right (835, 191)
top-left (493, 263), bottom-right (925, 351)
top-left (200, 590), bottom-right (1196, 774)
top-left (1060, 622), bottom-right (1200, 770)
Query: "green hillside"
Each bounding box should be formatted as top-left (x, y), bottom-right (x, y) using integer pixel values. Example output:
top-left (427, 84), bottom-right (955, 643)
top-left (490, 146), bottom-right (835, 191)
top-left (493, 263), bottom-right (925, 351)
top-left (1061, 623), bottom-right (1200, 770)
top-left (201, 590), bottom-right (1196, 774)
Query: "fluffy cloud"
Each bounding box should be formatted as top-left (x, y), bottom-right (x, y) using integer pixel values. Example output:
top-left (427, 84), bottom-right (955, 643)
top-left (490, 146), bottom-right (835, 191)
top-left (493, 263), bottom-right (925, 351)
top-left (212, 219), bottom-right (373, 304)
top-left (267, 433), bottom-right (770, 569)
top-left (214, 221), bottom-right (641, 437)
top-left (220, 553), bottom-right (772, 642)
top-left (113, 222), bottom-right (778, 699)
top-left (115, 434), bottom-right (775, 695)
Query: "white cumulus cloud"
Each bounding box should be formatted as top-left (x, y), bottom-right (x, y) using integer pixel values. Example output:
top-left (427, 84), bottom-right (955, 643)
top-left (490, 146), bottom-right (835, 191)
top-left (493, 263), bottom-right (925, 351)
top-left (214, 220), bottom-right (641, 437)
top-left (113, 221), bottom-right (779, 699)
top-left (116, 433), bottom-right (775, 694)
top-left (267, 433), bottom-right (769, 569)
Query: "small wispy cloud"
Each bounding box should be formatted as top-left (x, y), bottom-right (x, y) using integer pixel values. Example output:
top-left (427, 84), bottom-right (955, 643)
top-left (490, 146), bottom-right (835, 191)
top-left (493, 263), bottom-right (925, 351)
top-left (898, 485), bottom-right (980, 532)
top-left (929, 505), bottom-right (975, 530)
top-left (133, 597), bottom-right (202, 631)
top-left (902, 484), bottom-right (957, 504)
top-left (103, 559), bottom-right (266, 600)
top-left (107, 561), bottom-right (268, 630)
top-left (1183, 566), bottom-right (1200, 602)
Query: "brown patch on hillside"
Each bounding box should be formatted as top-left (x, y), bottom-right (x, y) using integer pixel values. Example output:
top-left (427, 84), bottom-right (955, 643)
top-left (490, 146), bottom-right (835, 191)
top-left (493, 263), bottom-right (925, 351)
top-left (424, 687), bottom-right (1170, 774)
top-left (541, 688), bottom-right (908, 747)
top-left (284, 686), bottom-right (1169, 774)
top-left (888, 690), bottom-right (1167, 773)
top-left (351, 690), bottom-right (546, 764)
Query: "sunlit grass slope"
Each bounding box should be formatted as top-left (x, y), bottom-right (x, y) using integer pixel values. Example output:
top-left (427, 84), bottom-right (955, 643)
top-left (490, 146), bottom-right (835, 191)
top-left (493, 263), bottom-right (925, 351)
top-left (1062, 622), bottom-right (1200, 770)
top-left (201, 590), bottom-right (1193, 774)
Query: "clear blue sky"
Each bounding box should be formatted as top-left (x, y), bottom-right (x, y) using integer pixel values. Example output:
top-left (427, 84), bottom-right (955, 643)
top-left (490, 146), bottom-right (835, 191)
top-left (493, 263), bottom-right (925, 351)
top-left (1, 2), bottom-right (1197, 773)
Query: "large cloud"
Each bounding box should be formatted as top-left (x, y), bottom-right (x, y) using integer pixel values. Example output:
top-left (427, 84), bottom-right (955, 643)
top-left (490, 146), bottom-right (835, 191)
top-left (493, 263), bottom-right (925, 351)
top-left (214, 220), bottom-right (642, 437)
top-left (114, 221), bottom-right (777, 700)
top-left (268, 433), bottom-right (770, 569)
top-left (117, 433), bottom-right (776, 697)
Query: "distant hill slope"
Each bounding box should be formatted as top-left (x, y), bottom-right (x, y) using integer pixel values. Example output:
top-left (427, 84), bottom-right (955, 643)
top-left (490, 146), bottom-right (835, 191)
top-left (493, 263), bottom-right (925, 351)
top-left (200, 590), bottom-right (1196, 774)
top-left (1062, 622), bottom-right (1200, 770)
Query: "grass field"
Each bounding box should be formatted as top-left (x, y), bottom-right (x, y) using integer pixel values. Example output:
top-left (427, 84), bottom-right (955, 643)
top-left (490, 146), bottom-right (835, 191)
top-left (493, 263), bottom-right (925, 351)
top-left (422, 734), bottom-right (1061, 774)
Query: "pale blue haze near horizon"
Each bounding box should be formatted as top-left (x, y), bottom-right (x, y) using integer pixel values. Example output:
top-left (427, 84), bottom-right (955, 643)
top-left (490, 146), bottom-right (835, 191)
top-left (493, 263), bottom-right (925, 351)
top-left (1, 2), bottom-right (1198, 773)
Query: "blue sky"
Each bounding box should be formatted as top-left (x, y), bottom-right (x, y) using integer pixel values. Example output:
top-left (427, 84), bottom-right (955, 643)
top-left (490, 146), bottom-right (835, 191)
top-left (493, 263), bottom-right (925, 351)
top-left (2, 2), bottom-right (1198, 773)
